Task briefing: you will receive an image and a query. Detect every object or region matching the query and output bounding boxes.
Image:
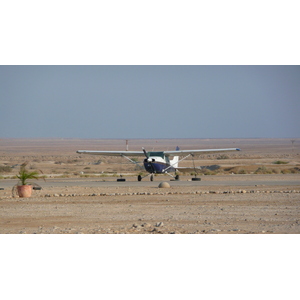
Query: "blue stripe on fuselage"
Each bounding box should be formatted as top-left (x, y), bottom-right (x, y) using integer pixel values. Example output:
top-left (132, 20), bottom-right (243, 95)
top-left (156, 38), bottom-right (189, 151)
top-left (143, 161), bottom-right (175, 174)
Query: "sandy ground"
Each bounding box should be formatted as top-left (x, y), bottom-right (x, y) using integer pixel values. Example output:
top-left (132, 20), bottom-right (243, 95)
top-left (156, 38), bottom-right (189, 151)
top-left (1, 176), bottom-right (300, 234)
top-left (0, 138), bottom-right (299, 234)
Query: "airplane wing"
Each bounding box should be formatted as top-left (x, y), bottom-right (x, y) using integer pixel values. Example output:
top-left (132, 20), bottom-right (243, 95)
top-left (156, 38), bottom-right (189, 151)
top-left (77, 148), bottom-right (240, 156)
top-left (164, 148), bottom-right (240, 156)
top-left (77, 150), bottom-right (146, 156)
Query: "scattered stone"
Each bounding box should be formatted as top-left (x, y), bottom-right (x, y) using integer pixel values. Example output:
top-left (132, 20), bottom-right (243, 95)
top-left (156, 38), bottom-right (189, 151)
top-left (142, 223), bottom-right (152, 228)
top-left (155, 222), bottom-right (164, 227)
top-left (132, 223), bottom-right (141, 229)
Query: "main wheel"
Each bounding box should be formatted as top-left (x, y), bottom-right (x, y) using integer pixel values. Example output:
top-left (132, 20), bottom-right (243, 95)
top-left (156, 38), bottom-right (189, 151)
top-left (150, 174), bottom-right (154, 181)
top-left (138, 175), bottom-right (142, 181)
top-left (175, 175), bottom-right (180, 180)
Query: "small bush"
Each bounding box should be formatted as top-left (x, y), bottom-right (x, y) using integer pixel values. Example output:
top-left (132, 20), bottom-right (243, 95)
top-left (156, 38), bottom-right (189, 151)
top-left (281, 168), bottom-right (300, 174)
top-left (217, 155), bottom-right (229, 160)
top-left (203, 170), bottom-right (217, 175)
top-left (273, 161), bottom-right (288, 165)
top-left (0, 165), bottom-right (12, 173)
top-left (254, 166), bottom-right (273, 174)
top-left (238, 169), bottom-right (247, 174)
top-left (66, 159), bottom-right (80, 164)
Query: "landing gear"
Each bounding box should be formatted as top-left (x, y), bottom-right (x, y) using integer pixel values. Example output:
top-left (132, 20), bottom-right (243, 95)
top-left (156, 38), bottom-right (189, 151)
top-left (166, 172), bottom-right (180, 181)
top-left (137, 173), bottom-right (155, 181)
top-left (191, 153), bottom-right (201, 181)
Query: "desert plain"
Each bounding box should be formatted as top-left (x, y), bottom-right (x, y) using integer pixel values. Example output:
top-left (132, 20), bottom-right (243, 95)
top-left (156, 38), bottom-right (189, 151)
top-left (0, 138), bottom-right (299, 234)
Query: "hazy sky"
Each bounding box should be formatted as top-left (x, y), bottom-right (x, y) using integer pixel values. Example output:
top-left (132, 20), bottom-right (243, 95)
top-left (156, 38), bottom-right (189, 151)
top-left (0, 65), bottom-right (299, 139)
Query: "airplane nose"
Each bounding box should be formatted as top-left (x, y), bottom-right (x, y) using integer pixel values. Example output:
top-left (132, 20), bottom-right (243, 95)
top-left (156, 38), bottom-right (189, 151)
top-left (145, 158), bottom-right (155, 162)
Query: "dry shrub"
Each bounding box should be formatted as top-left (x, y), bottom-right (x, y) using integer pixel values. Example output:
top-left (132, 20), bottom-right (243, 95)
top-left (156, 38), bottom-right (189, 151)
top-left (282, 168), bottom-right (300, 174)
top-left (0, 165), bottom-right (12, 173)
top-left (254, 166), bottom-right (273, 174)
top-left (273, 160), bottom-right (288, 164)
top-left (217, 154), bottom-right (229, 160)
top-left (238, 169), bottom-right (247, 174)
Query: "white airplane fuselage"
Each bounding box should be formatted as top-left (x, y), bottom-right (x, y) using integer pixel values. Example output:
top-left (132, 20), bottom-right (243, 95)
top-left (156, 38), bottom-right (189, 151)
top-left (143, 151), bottom-right (178, 174)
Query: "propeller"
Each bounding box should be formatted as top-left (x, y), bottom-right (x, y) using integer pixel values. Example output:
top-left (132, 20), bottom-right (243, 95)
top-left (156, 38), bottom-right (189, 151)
top-left (142, 147), bottom-right (155, 174)
top-left (142, 147), bottom-right (149, 159)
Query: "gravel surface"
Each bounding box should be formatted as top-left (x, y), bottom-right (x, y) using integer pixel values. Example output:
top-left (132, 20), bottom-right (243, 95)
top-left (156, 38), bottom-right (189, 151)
top-left (1, 176), bottom-right (299, 234)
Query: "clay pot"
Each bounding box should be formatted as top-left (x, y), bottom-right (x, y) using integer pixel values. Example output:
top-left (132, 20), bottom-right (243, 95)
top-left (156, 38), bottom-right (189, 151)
top-left (17, 185), bottom-right (32, 198)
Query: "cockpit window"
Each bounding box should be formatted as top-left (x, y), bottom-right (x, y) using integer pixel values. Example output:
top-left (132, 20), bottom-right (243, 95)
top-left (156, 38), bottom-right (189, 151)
top-left (148, 152), bottom-right (164, 158)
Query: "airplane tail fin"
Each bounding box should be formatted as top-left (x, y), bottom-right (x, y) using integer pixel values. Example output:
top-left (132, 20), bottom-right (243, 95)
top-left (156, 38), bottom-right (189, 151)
top-left (170, 146), bottom-right (180, 168)
top-left (170, 155), bottom-right (179, 168)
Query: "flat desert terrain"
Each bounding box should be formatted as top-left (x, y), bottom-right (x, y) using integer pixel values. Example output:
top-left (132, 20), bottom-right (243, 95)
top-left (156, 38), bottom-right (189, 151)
top-left (0, 138), bottom-right (299, 234)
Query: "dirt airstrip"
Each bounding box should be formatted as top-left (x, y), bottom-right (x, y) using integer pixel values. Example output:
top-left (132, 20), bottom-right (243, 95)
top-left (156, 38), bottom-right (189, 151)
top-left (0, 138), bottom-right (299, 234)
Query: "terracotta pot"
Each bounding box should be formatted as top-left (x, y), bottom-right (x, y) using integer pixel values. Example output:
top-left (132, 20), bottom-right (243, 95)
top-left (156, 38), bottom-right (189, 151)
top-left (17, 185), bottom-right (32, 198)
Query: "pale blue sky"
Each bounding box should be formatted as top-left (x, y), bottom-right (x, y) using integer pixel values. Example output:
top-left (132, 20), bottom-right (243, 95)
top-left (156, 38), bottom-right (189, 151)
top-left (0, 65), bottom-right (299, 139)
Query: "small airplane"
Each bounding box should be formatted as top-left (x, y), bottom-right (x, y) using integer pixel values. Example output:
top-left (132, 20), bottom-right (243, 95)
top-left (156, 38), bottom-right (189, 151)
top-left (77, 146), bottom-right (241, 181)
